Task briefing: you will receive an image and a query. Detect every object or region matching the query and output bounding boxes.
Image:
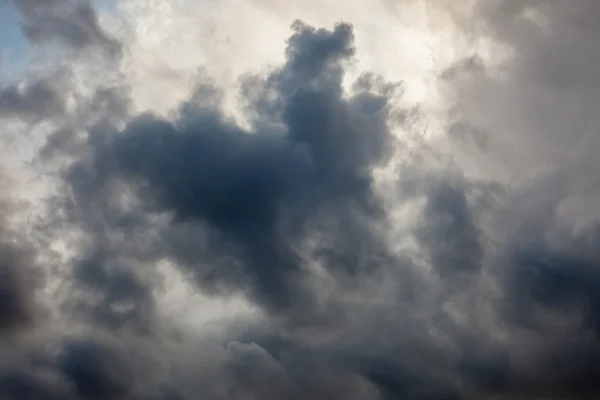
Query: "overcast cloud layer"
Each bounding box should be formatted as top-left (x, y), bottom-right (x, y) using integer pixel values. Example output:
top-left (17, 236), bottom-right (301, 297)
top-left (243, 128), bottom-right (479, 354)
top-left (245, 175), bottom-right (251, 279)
top-left (0, 0), bottom-right (599, 399)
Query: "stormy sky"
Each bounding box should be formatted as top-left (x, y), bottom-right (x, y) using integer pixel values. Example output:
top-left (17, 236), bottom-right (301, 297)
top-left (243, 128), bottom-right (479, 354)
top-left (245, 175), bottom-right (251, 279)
top-left (0, 0), bottom-right (599, 399)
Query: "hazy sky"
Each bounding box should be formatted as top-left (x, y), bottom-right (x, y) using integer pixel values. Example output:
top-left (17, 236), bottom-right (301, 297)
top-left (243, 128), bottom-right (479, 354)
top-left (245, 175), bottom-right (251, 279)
top-left (0, 1), bottom-right (599, 399)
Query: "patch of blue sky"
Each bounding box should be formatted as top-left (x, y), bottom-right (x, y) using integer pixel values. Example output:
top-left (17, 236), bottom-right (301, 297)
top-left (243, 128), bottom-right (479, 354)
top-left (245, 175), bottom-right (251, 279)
top-left (95, 0), bottom-right (118, 12)
top-left (0, 3), bottom-right (30, 82)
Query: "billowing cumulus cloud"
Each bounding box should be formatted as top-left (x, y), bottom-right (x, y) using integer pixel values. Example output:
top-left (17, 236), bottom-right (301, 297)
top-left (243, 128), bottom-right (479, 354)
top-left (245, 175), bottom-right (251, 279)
top-left (62, 21), bottom-right (400, 317)
top-left (0, 0), bottom-right (599, 399)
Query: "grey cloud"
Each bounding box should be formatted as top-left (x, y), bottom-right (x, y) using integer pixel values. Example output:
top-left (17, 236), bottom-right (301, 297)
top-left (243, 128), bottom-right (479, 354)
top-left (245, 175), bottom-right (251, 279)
top-left (0, 332), bottom-right (384, 400)
top-left (62, 21), bottom-right (399, 318)
top-left (2, 2), bottom-right (600, 399)
top-left (0, 243), bottom-right (37, 336)
top-left (57, 338), bottom-right (138, 400)
top-left (445, 0), bottom-right (600, 171)
top-left (0, 336), bottom-right (150, 400)
top-left (417, 180), bottom-right (483, 276)
top-left (73, 250), bottom-right (155, 334)
top-left (0, 74), bottom-right (67, 122)
top-left (8, 0), bottom-right (121, 56)
top-left (40, 85), bottom-right (132, 160)
top-left (435, 1), bottom-right (600, 398)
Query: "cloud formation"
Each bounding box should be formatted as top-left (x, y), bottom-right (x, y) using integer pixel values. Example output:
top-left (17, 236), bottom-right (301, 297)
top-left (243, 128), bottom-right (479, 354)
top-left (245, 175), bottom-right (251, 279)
top-left (0, 0), bottom-right (600, 399)
top-left (5, 0), bottom-right (121, 56)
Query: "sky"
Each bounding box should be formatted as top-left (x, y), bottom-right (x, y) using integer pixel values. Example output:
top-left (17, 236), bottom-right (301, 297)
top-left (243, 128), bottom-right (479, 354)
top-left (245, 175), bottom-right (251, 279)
top-left (0, 1), bottom-right (116, 79)
top-left (0, 1), bottom-right (600, 399)
top-left (0, 3), bottom-right (29, 78)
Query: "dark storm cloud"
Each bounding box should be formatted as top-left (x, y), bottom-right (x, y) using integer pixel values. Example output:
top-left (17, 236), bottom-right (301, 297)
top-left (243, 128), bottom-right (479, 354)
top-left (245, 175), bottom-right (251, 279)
top-left (0, 242), bottom-right (37, 335)
top-left (62, 21), bottom-right (398, 317)
top-left (6, 0), bottom-right (121, 56)
top-left (57, 338), bottom-right (138, 399)
top-left (0, 360), bottom-right (70, 400)
top-left (0, 335), bottom-right (154, 400)
top-left (37, 21), bottom-right (481, 399)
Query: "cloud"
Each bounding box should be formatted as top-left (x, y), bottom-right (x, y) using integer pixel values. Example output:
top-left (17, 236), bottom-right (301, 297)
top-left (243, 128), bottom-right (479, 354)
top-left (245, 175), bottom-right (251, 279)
top-left (0, 243), bottom-right (37, 335)
top-left (0, 1), bottom-right (600, 399)
top-left (6, 0), bottom-right (121, 57)
top-left (0, 72), bottom-right (67, 122)
top-left (60, 21), bottom-right (400, 320)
